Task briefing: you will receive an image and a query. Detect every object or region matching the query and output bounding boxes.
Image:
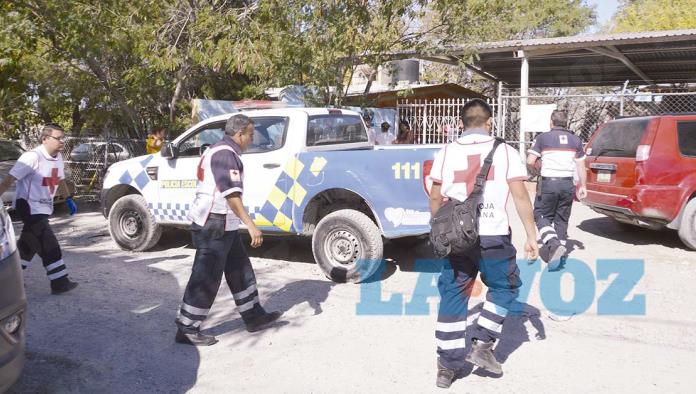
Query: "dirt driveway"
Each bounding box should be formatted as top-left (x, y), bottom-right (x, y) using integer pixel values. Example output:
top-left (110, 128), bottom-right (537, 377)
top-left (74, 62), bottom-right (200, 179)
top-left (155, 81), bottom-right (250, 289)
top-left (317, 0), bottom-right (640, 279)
top-left (8, 197), bottom-right (696, 393)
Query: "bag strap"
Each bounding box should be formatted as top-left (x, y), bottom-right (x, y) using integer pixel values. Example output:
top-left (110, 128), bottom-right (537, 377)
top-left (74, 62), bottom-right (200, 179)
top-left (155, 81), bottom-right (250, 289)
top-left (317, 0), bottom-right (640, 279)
top-left (471, 137), bottom-right (505, 195)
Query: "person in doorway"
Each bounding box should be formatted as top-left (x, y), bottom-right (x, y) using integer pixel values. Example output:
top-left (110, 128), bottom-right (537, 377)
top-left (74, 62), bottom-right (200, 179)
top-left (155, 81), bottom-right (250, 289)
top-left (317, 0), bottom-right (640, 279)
top-left (374, 121), bottom-right (393, 145)
top-left (428, 99), bottom-right (538, 388)
top-left (174, 114), bottom-right (282, 346)
top-left (393, 120), bottom-right (415, 144)
top-left (0, 123), bottom-right (79, 294)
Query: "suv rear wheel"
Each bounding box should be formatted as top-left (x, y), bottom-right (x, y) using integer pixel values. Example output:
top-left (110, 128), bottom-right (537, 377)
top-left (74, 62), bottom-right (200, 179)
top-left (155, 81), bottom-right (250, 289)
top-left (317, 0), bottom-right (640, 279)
top-left (678, 198), bottom-right (696, 250)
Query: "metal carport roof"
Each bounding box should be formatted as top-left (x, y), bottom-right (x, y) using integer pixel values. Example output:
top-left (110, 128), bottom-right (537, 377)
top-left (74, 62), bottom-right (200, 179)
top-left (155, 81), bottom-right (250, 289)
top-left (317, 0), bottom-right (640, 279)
top-left (398, 29), bottom-right (696, 88)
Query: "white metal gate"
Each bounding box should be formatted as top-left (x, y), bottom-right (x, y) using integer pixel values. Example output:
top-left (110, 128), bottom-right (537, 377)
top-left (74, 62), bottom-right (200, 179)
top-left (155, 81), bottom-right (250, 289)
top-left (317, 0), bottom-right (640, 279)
top-left (396, 98), bottom-right (500, 144)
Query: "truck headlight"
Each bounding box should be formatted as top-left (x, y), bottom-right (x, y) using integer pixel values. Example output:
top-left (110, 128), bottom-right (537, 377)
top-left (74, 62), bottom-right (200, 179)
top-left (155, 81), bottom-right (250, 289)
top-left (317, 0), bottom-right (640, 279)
top-left (0, 205), bottom-right (17, 260)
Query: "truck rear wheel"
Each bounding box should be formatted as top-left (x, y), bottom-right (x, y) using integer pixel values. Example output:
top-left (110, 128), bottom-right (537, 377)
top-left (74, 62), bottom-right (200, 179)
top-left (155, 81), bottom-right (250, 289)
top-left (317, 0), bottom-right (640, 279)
top-left (678, 198), bottom-right (696, 250)
top-left (312, 209), bottom-right (383, 283)
top-left (108, 194), bottom-right (162, 251)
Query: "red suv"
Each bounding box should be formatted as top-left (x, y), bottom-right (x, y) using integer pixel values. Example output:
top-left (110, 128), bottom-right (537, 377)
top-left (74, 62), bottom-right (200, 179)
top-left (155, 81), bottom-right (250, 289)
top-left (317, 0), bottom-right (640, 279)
top-left (584, 114), bottom-right (696, 249)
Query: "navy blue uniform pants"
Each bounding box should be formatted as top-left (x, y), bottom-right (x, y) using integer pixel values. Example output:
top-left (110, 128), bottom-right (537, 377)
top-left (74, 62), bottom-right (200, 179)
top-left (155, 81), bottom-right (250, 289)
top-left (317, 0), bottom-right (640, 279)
top-left (534, 178), bottom-right (574, 244)
top-left (15, 198), bottom-right (70, 285)
top-left (436, 235), bottom-right (521, 371)
top-left (177, 216), bottom-right (264, 331)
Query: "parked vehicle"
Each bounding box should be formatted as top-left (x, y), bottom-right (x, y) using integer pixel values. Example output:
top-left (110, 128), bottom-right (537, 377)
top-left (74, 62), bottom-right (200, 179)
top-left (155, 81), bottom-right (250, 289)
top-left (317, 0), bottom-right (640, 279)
top-left (69, 142), bottom-right (131, 163)
top-left (0, 203), bottom-right (26, 392)
top-left (1, 140), bottom-right (75, 209)
top-left (101, 108), bottom-right (439, 282)
top-left (0, 142), bottom-right (23, 209)
top-left (583, 114), bottom-right (696, 249)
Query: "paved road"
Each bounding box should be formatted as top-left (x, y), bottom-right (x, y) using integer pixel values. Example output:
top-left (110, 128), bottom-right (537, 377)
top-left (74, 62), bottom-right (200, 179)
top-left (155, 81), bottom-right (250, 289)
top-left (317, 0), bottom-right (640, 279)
top-left (8, 198), bottom-right (696, 393)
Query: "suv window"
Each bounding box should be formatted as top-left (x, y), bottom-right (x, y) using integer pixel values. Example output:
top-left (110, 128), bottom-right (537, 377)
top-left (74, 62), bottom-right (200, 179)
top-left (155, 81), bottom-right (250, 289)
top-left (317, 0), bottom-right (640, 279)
top-left (307, 114), bottom-right (368, 146)
top-left (677, 121), bottom-right (696, 157)
top-left (588, 118), bottom-right (650, 158)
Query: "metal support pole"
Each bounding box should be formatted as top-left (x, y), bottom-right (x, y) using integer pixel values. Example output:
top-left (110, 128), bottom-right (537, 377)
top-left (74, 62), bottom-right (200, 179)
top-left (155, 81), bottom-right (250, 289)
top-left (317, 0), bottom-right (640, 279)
top-left (422, 101), bottom-right (427, 144)
top-left (496, 81), bottom-right (503, 137)
top-left (519, 51), bottom-right (529, 156)
top-left (620, 79), bottom-right (629, 116)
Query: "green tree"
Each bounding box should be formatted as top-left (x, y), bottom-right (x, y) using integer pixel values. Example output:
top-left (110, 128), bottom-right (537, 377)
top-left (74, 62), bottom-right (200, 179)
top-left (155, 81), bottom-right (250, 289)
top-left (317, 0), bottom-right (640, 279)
top-left (610, 0), bottom-right (696, 32)
top-left (0, 0), bottom-right (599, 138)
top-left (429, 0), bottom-right (595, 45)
top-left (3, 1), bottom-right (149, 136)
top-left (132, 1), bottom-right (264, 128)
top-left (234, 0), bottom-right (429, 107)
top-left (1, 1), bottom-right (261, 137)
top-left (419, 0), bottom-right (596, 97)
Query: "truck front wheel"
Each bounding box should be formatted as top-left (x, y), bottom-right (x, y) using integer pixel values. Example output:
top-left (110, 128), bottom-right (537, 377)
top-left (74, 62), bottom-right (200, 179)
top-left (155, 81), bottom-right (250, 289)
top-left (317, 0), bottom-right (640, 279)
top-left (678, 198), bottom-right (696, 250)
top-left (108, 194), bottom-right (162, 251)
top-left (312, 209), bottom-right (383, 283)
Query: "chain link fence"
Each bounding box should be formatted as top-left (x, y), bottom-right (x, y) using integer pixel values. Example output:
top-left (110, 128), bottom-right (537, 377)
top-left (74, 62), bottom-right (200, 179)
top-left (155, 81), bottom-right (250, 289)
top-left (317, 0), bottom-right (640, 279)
top-left (498, 92), bottom-right (696, 152)
top-left (19, 131), bottom-right (148, 200)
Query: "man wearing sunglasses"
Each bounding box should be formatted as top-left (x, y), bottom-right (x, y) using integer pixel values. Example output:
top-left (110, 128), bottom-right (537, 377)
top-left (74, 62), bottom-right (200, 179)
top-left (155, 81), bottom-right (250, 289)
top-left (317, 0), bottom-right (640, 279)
top-left (0, 123), bottom-right (78, 294)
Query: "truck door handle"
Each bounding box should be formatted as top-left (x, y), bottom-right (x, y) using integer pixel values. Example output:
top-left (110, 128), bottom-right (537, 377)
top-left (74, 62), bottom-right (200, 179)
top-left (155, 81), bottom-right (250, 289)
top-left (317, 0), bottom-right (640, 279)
top-left (263, 163), bottom-right (281, 169)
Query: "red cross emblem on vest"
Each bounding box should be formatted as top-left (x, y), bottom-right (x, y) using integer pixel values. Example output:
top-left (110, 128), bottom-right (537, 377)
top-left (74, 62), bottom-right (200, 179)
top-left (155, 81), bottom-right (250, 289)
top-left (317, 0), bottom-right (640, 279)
top-left (42, 168), bottom-right (61, 194)
top-left (453, 154), bottom-right (495, 194)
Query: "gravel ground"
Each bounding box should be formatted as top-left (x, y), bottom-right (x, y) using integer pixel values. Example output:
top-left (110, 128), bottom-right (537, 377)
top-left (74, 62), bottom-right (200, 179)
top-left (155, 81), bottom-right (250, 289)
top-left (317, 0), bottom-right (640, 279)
top-left (7, 193), bottom-right (696, 393)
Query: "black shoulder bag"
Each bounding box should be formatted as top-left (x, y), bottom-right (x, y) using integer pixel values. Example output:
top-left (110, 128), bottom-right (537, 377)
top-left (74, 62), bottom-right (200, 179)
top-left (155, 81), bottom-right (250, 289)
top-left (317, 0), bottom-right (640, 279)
top-left (429, 137), bottom-right (505, 258)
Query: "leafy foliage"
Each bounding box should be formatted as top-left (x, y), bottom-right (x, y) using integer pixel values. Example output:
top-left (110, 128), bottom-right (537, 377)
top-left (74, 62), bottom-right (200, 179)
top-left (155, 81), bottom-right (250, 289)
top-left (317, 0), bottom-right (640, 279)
top-left (0, 0), bottom-right (597, 138)
top-left (610, 0), bottom-right (696, 33)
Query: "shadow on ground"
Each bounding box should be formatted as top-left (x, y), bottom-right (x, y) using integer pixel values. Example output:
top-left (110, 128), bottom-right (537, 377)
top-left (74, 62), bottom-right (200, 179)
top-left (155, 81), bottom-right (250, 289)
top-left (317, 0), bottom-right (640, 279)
top-left (8, 248), bottom-right (201, 394)
top-left (204, 278), bottom-right (337, 347)
top-left (578, 217), bottom-right (687, 250)
top-left (451, 301), bottom-right (545, 382)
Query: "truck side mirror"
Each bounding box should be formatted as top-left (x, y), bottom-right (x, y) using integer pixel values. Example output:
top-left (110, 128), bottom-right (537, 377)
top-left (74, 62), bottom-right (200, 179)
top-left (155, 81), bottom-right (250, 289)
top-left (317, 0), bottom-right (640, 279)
top-left (161, 142), bottom-right (178, 158)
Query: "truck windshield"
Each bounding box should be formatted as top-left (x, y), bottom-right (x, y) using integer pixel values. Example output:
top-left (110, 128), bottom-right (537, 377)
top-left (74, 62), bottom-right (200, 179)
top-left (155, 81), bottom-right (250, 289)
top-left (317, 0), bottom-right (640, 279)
top-left (587, 118), bottom-right (650, 158)
top-left (307, 114), bottom-right (368, 146)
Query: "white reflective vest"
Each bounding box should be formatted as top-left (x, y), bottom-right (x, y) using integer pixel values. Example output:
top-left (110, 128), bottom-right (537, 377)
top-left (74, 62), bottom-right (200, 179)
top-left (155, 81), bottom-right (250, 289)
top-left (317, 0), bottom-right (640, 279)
top-left (10, 145), bottom-right (65, 215)
top-left (187, 145), bottom-right (242, 231)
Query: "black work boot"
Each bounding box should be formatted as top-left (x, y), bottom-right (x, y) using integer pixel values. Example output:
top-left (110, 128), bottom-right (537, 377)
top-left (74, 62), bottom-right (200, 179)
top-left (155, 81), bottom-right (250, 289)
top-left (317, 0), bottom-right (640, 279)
top-left (545, 239), bottom-right (567, 271)
top-left (436, 359), bottom-right (456, 388)
top-left (465, 339), bottom-right (502, 374)
top-left (245, 311), bottom-right (283, 333)
top-left (175, 328), bottom-right (218, 346)
top-left (50, 277), bottom-right (79, 294)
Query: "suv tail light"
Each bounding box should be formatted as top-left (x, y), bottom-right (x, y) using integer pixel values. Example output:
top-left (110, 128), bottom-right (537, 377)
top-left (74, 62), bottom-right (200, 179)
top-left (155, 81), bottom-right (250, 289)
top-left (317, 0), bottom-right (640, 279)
top-left (636, 145), bottom-right (651, 162)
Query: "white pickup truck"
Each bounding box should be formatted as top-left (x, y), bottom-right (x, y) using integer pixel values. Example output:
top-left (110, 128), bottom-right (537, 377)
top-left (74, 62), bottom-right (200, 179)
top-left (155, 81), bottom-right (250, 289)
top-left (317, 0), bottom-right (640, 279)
top-left (101, 108), bottom-right (439, 282)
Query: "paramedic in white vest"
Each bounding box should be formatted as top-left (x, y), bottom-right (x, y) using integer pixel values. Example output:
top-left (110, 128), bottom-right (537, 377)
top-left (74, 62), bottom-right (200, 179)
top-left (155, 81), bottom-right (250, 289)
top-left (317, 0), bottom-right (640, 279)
top-left (526, 110), bottom-right (587, 270)
top-left (428, 99), bottom-right (539, 388)
top-left (0, 123), bottom-right (78, 294)
top-left (174, 114), bottom-right (282, 346)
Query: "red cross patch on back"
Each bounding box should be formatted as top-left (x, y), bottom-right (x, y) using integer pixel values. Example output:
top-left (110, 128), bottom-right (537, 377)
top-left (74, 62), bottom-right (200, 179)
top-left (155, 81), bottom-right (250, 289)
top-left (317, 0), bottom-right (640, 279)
top-left (453, 154), bottom-right (495, 195)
